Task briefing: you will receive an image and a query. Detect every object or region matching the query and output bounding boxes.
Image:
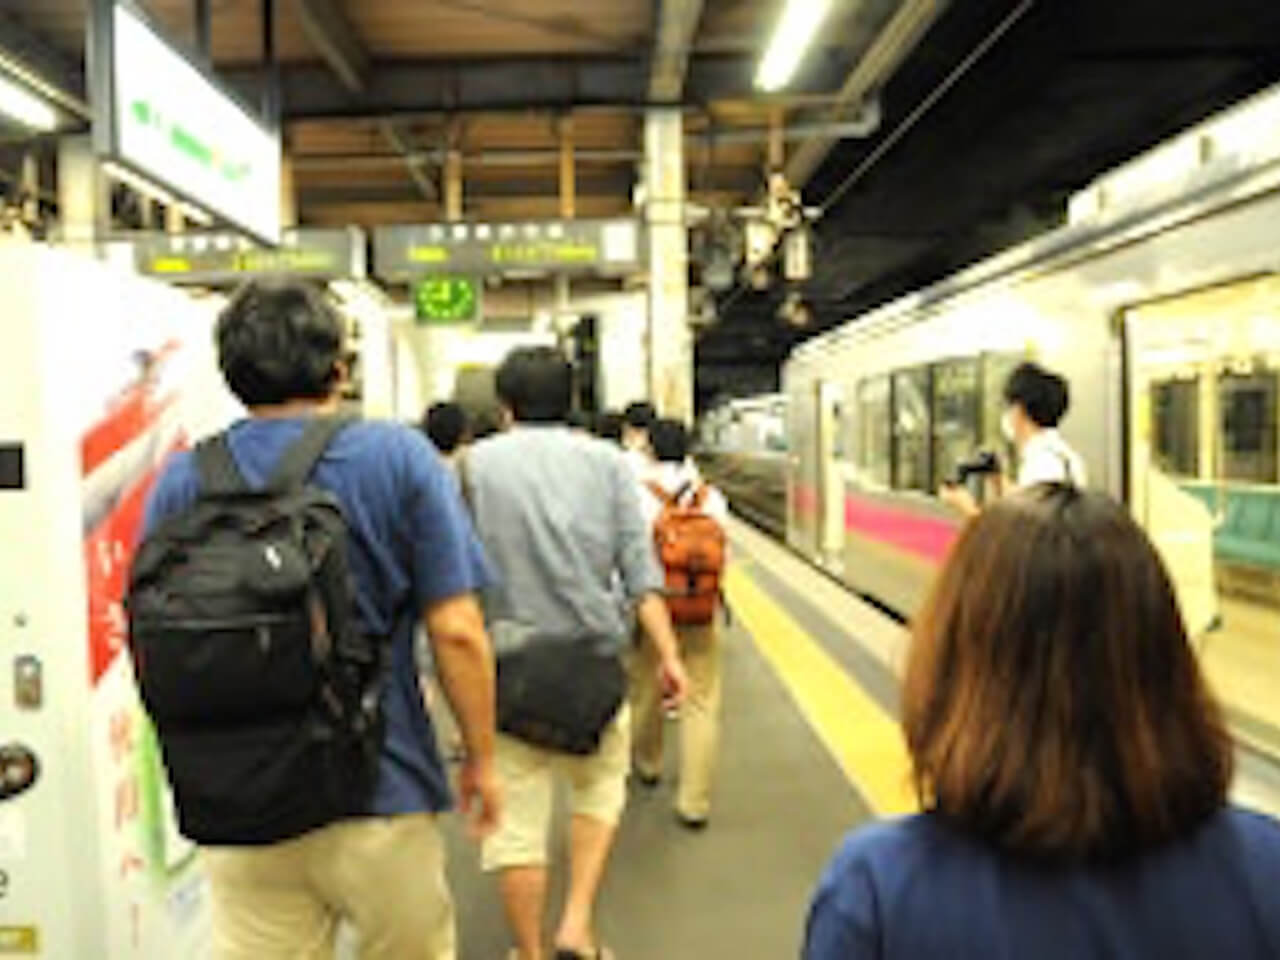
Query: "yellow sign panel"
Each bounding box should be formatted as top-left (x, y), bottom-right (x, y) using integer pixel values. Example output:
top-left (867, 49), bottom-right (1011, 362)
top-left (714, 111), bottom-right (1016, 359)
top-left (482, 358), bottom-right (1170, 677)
top-left (0, 927), bottom-right (38, 954)
top-left (408, 246), bottom-right (452, 265)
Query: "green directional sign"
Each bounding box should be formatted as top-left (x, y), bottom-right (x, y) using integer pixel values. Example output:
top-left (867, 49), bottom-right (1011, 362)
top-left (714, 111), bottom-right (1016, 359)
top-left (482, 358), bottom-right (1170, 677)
top-left (414, 275), bottom-right (480, 324)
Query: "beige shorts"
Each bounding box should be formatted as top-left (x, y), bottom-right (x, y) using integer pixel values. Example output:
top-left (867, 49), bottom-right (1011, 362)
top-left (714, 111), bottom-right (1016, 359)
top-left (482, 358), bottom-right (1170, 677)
top-left (482, 705), bottom-right (631, 872)
top-left (202, 813), bottom-right (454, 960)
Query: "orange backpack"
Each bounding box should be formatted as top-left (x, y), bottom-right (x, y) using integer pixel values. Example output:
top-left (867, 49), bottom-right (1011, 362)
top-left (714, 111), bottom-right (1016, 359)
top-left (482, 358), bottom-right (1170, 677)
top-left (646, 481), bottom-right (727, 625)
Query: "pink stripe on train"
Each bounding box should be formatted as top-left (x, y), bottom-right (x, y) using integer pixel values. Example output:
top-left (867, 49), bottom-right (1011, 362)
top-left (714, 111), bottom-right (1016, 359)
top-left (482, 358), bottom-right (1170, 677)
top-left (793, 484), bottom-right (957, 564)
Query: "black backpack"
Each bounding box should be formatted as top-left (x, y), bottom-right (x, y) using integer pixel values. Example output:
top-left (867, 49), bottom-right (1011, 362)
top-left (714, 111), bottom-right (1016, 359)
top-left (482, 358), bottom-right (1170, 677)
top-left (126, 418), bottom-right (384, 845)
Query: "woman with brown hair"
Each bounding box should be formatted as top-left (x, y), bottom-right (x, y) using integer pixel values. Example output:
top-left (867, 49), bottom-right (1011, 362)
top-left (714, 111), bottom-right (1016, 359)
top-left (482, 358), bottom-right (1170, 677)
top-left (804, 485), bottom-right (1280, 959)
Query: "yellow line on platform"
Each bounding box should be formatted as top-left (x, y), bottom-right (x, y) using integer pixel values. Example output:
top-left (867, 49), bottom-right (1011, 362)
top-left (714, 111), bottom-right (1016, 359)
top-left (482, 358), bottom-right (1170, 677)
top-left (724, 564), bottom-right (918, 817)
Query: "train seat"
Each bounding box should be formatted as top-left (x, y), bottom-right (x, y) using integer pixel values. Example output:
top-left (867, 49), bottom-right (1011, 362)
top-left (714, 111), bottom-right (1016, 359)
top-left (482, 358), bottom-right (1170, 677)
top-left (1177, 482), bottom-right (1280, 573)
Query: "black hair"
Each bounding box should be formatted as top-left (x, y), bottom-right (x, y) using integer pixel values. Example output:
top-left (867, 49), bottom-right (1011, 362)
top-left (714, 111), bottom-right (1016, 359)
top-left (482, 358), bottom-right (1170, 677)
top-left (216, 279), bottom-right (344, 407)
top-left (595, 411), bottom-right (624, 444)
top-left (1004, 362), bottom-right (1070, 428)
top-left (423, 402), bottom-right (470, 455)
top-left (623, 401), bottom-right (657, 431)
top-left (650, 418), bottom-right (690, 463)
top-left (495, 346), bottom-right (572, 424)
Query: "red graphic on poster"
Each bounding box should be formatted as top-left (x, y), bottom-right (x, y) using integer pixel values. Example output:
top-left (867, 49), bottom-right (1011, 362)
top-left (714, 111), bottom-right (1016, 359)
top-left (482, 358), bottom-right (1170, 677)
top-left (82, 343), bottom-right (186, 686)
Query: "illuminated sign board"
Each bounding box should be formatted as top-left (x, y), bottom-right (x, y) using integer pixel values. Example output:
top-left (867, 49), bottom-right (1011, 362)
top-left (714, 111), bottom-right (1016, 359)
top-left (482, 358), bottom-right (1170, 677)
top-left (414, 276), bottom-right (480, 324)
top-left (374, 218), bottom-right (643, 280)
top-left (92, 1), bottom-right (281, 243)
top-left (133, 228), bottom-right (365, 285)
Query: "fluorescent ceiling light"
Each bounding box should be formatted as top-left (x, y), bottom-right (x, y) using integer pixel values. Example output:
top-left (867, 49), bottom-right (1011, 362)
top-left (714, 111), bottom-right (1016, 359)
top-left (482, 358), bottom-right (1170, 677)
top-left (756, 0), bottom-right (834, 92)
top-left (0, 73), bottom-right (58, 131)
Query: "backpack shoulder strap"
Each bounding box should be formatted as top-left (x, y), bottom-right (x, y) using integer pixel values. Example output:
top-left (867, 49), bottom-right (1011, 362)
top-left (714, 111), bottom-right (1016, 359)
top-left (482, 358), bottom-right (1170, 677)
top-left (266, 417), bottom-right (354, 492)
top-left (645, 480), bottom-right (674, 506)
top-left (688, 483), bottom-right (709, 510)
top-left (194, 433), bottom-right (249, 497)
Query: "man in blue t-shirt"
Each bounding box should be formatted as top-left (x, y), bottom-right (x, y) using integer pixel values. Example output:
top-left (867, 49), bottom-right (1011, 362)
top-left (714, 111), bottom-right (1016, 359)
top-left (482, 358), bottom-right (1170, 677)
top-left (142, 280), bottom-right (499, 960)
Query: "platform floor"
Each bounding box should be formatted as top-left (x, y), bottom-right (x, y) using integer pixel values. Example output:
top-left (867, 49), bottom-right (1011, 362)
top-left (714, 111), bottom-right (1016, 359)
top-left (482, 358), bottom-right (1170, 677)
top-left (418, 517), bottom-right (1280, 960)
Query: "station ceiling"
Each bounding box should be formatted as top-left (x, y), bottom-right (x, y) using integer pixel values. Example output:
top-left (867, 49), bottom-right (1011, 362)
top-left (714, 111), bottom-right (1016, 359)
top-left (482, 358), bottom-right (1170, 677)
top-left (3, 0), bottom-right (1280, 404)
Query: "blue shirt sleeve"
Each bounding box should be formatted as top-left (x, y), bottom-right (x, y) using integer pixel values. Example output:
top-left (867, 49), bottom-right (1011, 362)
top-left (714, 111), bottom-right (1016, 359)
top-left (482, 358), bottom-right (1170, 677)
top-left (804, 833), bottom-right (882, 960)
top-left (399, 429), bottom-right (494, 610)
top-left (141, 452), bottom-right (199, 539)
top-left (612, 454), bottom-right (663, 598)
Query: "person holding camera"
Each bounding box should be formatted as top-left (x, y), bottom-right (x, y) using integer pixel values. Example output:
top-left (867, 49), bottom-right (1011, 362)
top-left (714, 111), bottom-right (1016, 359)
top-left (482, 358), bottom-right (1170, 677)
top-left (942, 361), bottom-right (1086, 516)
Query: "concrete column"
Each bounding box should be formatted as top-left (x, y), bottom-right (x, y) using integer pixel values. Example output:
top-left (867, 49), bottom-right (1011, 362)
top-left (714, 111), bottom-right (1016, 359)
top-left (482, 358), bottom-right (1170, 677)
top-left (644, 108), bottom-right (692, 421)
top-left (57, 136), bottom-right (109, 245)
top-left (20, 152), bottom-right (39, 224)
top-left (165, 203), bottom-right (185, 234)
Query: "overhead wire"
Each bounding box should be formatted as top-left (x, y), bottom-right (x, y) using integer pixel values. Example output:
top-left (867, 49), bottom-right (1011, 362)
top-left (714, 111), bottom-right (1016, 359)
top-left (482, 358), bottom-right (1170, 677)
top-left (818, 0), bottom-right (1036, 214)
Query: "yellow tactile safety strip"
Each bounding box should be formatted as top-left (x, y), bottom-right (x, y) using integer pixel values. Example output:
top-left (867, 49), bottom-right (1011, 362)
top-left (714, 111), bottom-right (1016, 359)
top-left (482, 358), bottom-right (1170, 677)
top-left (724, 564), bottom-right (919, 817)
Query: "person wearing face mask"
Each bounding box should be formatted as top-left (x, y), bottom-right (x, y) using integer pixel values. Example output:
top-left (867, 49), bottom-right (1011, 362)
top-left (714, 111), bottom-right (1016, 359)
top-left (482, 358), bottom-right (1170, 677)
top-left (942, 361), bottom-right (1086, 516)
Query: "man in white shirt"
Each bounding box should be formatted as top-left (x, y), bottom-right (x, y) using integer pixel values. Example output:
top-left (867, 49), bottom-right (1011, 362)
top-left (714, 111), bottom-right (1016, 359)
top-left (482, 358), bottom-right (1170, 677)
top-left (632, 419), bottom-right (729, 829)
top-left (943, 362), bottom-right (1086, 516)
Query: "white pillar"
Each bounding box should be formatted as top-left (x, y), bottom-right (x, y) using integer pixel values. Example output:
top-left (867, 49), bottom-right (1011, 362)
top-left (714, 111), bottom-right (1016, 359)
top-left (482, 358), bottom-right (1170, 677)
top-left (644, 108), bottom-right (692, 421)
top-left (57, 136), bottom-right (109, 245)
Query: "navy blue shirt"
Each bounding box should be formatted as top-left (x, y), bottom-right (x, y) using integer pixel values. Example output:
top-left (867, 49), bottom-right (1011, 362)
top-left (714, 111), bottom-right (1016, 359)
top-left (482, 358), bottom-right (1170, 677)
top-left (806, 808), bottom-right (1280, 960)
top-left (142, 418), bottom-right (492, 816)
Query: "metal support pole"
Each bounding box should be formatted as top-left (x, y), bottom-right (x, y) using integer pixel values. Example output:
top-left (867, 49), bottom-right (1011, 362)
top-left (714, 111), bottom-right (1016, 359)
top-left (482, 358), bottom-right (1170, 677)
top-left (558, 115), bottom-right (576, 219)
top-left (194, 0), bottom-right (211, 61)
top-left (261, 0), bottom-right (280, 127)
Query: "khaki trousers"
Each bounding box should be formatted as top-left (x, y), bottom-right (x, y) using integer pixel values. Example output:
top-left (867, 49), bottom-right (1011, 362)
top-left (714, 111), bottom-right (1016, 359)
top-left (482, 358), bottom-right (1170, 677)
top-left (631, 621), bottom-right (722, 820)
top-left (202, 813), bottom-right (455, 960)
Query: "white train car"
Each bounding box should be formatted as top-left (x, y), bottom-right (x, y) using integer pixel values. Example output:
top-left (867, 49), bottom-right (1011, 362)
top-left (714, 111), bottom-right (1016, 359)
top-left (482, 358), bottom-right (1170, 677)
top-left (784, 82), bottom-right (1280, 750)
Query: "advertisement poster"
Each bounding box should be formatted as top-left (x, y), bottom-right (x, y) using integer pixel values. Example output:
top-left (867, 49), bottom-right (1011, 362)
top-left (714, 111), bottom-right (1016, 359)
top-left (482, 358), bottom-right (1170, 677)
top-left (78, 295), bottom-right (235, 957)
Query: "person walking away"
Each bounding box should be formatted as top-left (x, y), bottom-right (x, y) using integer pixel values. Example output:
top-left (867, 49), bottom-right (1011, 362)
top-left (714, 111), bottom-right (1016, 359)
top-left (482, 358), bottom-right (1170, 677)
top-left (632, 419), bottom-right (729, 829)
top-left (621, 401), bottom-right (656, 476)
top-left (804, 485), bottom-right (1280, 960)
top-left (131, 280), bottom-right (500, 960)
top-left (423, 401), bottom-right (472, 469)
top-left (941, 361), bottom-right (1086, 515)
top-left (466, 347), bottom-right (688, 960)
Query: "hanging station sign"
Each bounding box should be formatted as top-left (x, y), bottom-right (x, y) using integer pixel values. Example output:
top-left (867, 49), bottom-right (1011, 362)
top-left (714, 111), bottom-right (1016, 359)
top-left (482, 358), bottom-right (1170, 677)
top-left (133, 228), bottom-right (366, 285)
top-left (91, 0), bottom-right (282, 243)
top-left (374, 218), bottom-right (644, 280)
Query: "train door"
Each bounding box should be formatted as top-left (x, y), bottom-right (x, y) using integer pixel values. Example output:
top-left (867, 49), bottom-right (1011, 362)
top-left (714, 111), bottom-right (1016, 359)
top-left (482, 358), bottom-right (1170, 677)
top-left (815, 381), bottom-right (846, 571)
top-left (1124, 276), bottom-right (1280, 753)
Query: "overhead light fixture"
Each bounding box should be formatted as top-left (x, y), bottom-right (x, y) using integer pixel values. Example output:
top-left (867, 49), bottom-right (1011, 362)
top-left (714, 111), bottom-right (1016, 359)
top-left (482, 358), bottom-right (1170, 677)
top-left (0, 73), bottom-right (59, 131)
top-left (756, 0), bottom-right (834, 92)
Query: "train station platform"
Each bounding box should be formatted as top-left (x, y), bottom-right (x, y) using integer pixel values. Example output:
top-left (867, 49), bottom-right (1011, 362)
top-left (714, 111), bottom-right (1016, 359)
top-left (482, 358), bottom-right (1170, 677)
top-left (421, 516), bottom-right (1280, 960)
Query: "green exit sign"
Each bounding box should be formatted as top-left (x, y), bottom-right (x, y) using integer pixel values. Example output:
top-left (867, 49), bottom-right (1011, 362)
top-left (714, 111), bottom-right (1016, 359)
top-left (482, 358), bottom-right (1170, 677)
top-left (414, 275), bottom-right (479, 324)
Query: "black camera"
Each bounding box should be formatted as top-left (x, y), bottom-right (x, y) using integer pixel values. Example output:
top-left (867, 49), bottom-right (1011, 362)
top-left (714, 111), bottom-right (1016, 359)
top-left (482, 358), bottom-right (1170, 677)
top-left (952, 450), bottom-right (1001, 486)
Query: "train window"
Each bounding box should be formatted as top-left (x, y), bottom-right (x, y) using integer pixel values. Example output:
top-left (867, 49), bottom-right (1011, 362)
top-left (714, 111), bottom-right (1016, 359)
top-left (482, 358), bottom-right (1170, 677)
top-left (931, 358), bottom-right (981, 489)
top-left (857, 377), bottom-right (891, 486)
top-left (892, 368), bottom-right (931, 491)
top-left (1219, 368), bottom-right (1278, 483)
top-left (982, 354), bottom-right (1024, 446)
top-left (1151, 378), bottom-right (1200, 477)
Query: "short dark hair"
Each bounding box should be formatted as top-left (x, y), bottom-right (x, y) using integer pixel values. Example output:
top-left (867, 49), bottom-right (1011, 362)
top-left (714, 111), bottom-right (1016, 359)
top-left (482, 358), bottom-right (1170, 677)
top-left (903, 485), bottom-right (1232, 863)
top-left (423, 402), bottom-right (470, 454)
top-left (495, 346), bottom-right (572, 423)
top-left (650, 418), bottom-right (689, 463)
top-left (216, 279), bottom-right (344, 407)
top-left (595, 411), bottom-right (624, 444)
top-left (623, 401), bottom-right (656, 431)
top-left (1004, 362), bottom-right (1070, 428)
